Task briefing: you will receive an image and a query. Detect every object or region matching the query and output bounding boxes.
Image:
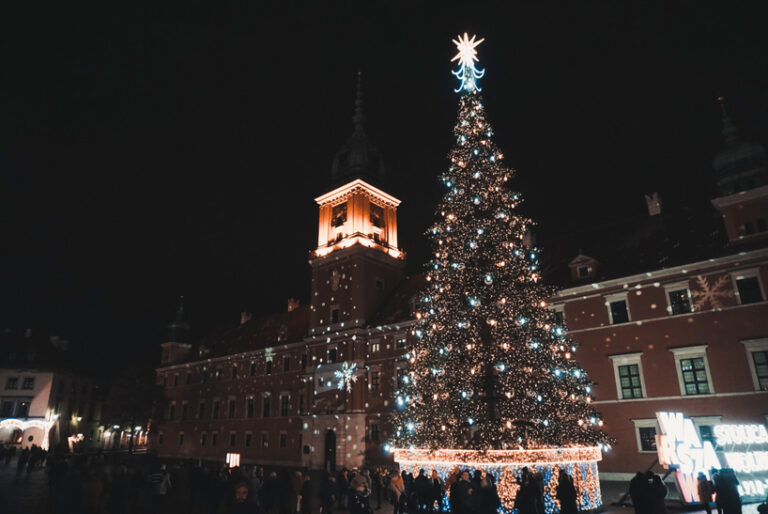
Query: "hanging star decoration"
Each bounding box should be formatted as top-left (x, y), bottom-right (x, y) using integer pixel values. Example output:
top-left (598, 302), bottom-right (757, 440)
top-left (334, 362), bottom-right (358, 392)
top-left (451, 33), bottom-right (486, 92)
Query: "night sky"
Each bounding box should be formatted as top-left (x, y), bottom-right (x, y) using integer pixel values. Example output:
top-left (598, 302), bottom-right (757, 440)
top-left (2, 2), bottom-right (767, 372)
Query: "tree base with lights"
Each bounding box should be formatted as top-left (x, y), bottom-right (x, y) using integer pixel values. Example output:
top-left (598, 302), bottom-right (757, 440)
top-left (390, 33), bottom-right (610, 514)
top-left (393, 448), bottom-right (603, 512)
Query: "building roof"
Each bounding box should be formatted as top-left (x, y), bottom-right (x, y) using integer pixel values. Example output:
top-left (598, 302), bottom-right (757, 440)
top-left (197, 304), bottom-right (311, 359)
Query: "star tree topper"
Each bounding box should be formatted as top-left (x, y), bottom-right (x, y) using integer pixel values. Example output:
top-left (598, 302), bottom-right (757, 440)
top-left (451, 33), bottom-right (486, 92)
top-left (334, 362), bottom-right (358, 392)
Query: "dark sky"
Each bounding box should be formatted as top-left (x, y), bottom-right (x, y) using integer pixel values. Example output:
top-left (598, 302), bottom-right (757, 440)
top-left (2, 1), bottom-right (767, 371)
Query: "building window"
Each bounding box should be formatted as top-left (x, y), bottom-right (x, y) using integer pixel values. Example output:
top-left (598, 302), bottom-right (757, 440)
top-left (230, 432), bottom-right (236, 447)
top-left (168, 404), bottom-right (176, 420)
top-left (328, 348), bottom-right (337, 364)
top-left (1, 401), bottom-right (13, 417)
top-left (734, 271), bottom-right (765, 305)
top-left (632, 419), bottom-right (658, 453)
top-left (298, 395), bottom-right (304, 414)
top-left (178, 432), bottom-right (184, 446)
top-left (232, 365), bottom-right (237, 379)
top-left (212, 433), bottom-right (218, 446)
top-left (181, 402), bottom-right (189, 420)
top-left (370, 422), bottom-right (380, 442)
top-left (262, 396), bottom-right (271, 418)
top-left (201, 369), bottom-right (207, 383)
top-left (228, 399), bottom-right (236, 418)
top-left (618, 365), bottom-right (643, 399)
top-left (577, 266), bottom-right (590, 278)
top-left (279, 432), bottom-right (287, 448)
top-left (332, 202), bottom-right (347, 228)
top-left (375, 278), bottom-right (384, 289)
top-left (370, 371), bottom-right (381, 391)
top-left (752, 351), bottom-right (768, 391)
top-left (283, 356), bottom-right (291, 372)
top-left (551, 306), bottom-right (565, 325)
top-left (665, 282), bottom-right (693, 315)
top-left (370, 341), bottom-right (380, 353)
top-left (396, 338), bottom-right (406, 349)
top-left (330, 307), bottom-right (340, 324)
top-left (158, 433), bottom-right (164, 445)
top-left (5, 377), bottom-right (18, 390)
top-left (301, 354), bottom-right (307, 370)
top-left (186, 372), bottom-right (191, 385)
top-left (280, 395), bottom-right (290, 416)
top-left (197, 400), bottom-right (205, 419)
top-left (21, 377), bottom-right (34, 390)
top-left (609, 353), bottom-right (646, 400)
top-left (15, 401), bottom-right (30, 418)
top-left (265, 361), bottom-right (272, 376)
top-left (370, 204), bottom-right (385, 229)
top-left (250, 362), bottom-right (257, 376)
top-left (212, 400), bottom-right (220, 419)
top-left (174, 375), bottom-right (179, 387)
top-left (261, 433), bottom-right (268, 449)
top-left (742, 339), bottom-right (768, 391)
top-left (247, 397), bottom-right (255, 418)
top-left (245, 433), bottom-right (252, 448)
top-left (680, 357), bottom-right (710, 395)
top-left (396, 368), bottom-right (407, 385)
top-left (201, 433), bottom-right (207, 446)
top-left (606, 294), bottom-right (630, 324)
top-left (216, 368), bottom-right (222, 381)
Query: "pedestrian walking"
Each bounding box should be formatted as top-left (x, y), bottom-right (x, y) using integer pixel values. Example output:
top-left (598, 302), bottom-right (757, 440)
top-left (556, 470), bottom-right (578, 514)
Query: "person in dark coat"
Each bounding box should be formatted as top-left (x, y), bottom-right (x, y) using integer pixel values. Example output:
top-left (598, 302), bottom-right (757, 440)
top-left (648, 473), bottom-right (668, 514)
top-left (556, 470), bottom-right (578, 514)
top-left (321, 473), bottom-right (339, 514)
top-left (414, 470), bottom-right (431, 513)
top-left (477, 474), bottom-right (501, 514)
top-left (350, 474), bottom-right (373, 514)
top-left (430, 471), bottom-right (444, 513)
top-left (698, 472), bottom-right (714, 514)
top-left (454, 471), bottom-right (474, 514)
top-left (629, 472), bottom-right (648, 514)
top-left (717, 469), bottom-right (742, 514)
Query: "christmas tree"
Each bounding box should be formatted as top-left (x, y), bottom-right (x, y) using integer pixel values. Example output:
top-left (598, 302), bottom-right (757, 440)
top-left (392, 34), bottom-right (610, 452)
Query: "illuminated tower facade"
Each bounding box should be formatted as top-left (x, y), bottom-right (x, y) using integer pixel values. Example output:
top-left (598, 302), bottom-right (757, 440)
top-left (308, 74), bottom-right (405, 330)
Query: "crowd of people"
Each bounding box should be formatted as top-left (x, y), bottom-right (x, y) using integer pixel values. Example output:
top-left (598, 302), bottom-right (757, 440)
top-left (629, 468), bottom-right (746, 514)
top-left (7, 441), bottom-right (763, 514)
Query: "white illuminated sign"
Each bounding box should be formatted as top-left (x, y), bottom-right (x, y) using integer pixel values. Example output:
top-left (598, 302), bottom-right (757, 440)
top-left (655, 412), bottom-right (768, 504)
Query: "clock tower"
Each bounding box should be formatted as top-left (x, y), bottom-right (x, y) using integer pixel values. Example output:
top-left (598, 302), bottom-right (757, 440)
top-left (308, 74), bottom-right (405, 330)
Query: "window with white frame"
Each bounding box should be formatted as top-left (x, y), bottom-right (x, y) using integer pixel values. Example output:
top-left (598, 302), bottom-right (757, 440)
top-left (631, 419), bottom-right (659, 453)
top-left (608, 353), bottom-right (646, 399)
top-left (664, 281), bottom-right (693, 315)
top-left (669, 345), bottom-right (714, 395)
top-left (691, 416), bottom-right (722, 447)
top-left (732, 269), bottom-right (765, 305)
top-left (742, 338), bottom-right (768, 391)
top-left (606, 293), bottom-right (630, 324)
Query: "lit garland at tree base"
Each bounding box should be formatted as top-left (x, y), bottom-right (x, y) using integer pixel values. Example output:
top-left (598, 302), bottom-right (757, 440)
top-left (392, 447), bottom-right (603, 514)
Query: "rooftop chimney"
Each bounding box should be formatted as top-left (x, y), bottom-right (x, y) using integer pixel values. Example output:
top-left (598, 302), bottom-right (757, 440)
top-left (645, 192), bottom-right (662, 216)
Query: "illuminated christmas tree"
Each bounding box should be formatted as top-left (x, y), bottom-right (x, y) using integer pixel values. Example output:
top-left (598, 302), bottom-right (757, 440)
top-left (392, 34), bottom-right (609, 512)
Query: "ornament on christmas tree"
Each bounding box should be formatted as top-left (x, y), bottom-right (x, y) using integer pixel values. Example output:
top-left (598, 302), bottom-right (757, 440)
top-left (391, 33), bottom-right (610, 514)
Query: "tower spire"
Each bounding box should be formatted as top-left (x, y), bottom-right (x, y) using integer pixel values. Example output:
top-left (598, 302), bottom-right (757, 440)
top-left (718, 96), bottom-right (738, 143)
top-left (352, 69), bottom-right (365, 134)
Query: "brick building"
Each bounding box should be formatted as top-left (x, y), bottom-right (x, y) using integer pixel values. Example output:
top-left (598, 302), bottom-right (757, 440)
top-left (548, 99), bottom-right (768, 480)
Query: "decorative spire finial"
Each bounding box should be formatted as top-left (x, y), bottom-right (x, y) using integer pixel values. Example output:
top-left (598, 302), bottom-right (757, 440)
top-left (451, 33), bottom-right (486, 93)
top-left (717, 96), bottom-right (738, 143)
top-left (353, 69), bottom-right (365, 133)
top-left (176, 295), bottom-right (185, 320)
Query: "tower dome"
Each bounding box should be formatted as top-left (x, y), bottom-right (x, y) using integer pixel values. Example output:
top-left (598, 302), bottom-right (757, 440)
top-left (330, 72), bottom-right (386, 188)
top-left (712, 97), bottom-right (768, 196)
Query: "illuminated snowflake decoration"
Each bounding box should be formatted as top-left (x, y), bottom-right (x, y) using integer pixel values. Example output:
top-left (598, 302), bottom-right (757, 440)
top-left (334, 362), bottom-right (358, 392)
top-left (691, 275), bottom-right (734, 310)
top-left (451, 32), bottom-right (486, 93)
